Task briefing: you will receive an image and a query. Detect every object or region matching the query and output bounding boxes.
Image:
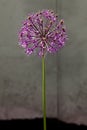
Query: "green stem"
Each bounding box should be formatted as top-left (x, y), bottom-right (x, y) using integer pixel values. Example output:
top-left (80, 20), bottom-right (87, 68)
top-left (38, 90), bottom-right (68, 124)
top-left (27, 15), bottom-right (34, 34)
top-left (42, 56), bottom-right (46, 130)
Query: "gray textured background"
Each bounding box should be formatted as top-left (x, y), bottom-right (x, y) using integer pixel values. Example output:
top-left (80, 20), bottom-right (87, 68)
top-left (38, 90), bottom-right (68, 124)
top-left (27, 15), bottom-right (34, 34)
top-left (0, 0), bottom-right (57, 119)
top-left (0, 0), bottom-right (87, 125)
top-left (57, 0), bottom-right (87, 125)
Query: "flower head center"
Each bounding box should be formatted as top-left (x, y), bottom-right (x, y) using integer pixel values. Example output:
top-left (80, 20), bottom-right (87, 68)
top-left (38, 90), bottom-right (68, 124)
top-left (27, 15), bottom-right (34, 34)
top-left (42, 37), bottom-right (46, 41)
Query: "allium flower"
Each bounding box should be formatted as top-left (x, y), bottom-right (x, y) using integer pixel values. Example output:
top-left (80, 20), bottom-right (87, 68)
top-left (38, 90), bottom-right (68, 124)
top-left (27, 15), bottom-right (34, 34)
top-left (18, 10), bottom-right (67, 57)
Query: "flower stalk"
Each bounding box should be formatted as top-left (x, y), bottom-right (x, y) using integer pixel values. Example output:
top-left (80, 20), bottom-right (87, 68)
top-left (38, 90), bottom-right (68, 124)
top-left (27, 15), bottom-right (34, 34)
top-left (42, 55), bottom-right (46, 130)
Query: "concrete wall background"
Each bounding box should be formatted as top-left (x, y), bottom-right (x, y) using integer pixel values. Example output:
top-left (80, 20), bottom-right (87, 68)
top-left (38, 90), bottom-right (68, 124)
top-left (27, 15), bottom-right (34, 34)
top-left (57, 0), bottom-right (87, 125)
top-left (0, 0), bottom-right (87, 125)
top-left (0, 0), bottom-right (58, 119)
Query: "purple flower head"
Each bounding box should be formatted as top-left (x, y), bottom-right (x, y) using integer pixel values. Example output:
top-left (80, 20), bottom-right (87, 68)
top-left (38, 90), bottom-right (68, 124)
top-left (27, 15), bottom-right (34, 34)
top-left (18, 10), bottom-right (68, 57)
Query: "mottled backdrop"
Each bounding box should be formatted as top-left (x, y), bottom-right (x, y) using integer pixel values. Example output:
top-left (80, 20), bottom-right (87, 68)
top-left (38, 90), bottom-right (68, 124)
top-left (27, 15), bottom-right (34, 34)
top-left (57, 0), bottom-right (87, 125)
top-left (0, 0), bottom-right (57, 119)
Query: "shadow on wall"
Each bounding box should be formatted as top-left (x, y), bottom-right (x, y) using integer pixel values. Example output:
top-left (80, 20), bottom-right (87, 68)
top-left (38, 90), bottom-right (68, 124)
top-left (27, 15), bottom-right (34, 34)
top-left (0, 118), bottom-right (87, 129)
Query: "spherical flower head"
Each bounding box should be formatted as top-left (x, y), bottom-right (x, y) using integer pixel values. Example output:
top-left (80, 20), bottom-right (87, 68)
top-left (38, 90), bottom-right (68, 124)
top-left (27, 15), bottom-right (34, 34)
top-left (18, 10), bottom-right (68, 57)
